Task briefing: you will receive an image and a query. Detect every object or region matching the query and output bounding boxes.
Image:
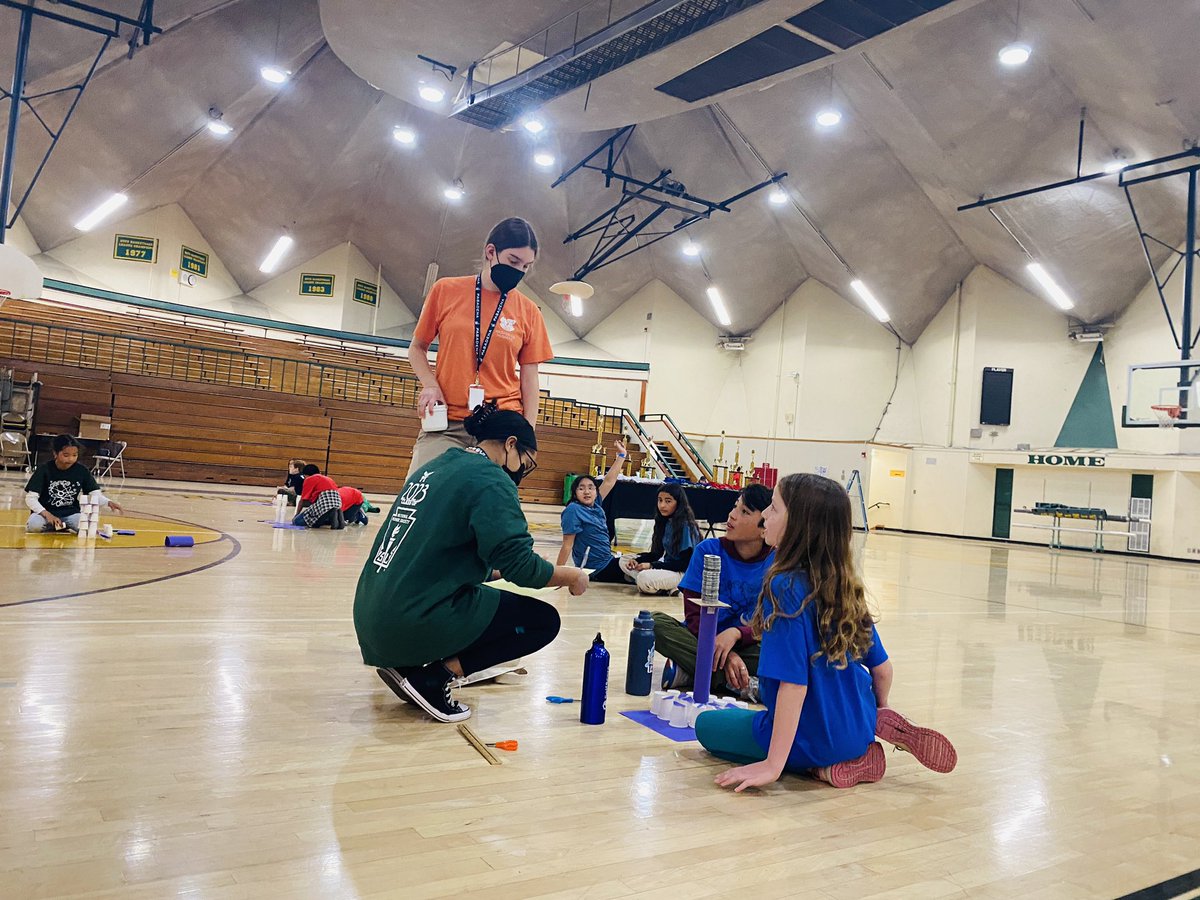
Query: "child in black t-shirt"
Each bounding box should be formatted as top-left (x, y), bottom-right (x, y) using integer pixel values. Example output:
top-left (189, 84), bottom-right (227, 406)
top-left (277, 458), bottom-right (306, 506)
top-left (25, 434), bottom-right (123, 532)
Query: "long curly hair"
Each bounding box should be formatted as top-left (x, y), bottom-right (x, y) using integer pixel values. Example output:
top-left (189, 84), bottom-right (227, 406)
top-left (648, 483), bottom-right (700, 559)
top-left (748, 473), bottom-right (874, 668)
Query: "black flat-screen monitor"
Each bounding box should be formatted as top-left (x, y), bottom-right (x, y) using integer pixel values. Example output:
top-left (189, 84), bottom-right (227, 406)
top-left (981, 367), bottom-right (1013, 426)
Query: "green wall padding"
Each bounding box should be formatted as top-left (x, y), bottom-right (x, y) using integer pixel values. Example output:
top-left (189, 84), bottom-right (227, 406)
top-left (1056, 343), bottom-right (1118, 448)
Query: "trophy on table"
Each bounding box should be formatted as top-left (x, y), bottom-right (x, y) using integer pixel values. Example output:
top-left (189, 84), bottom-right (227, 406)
top-left (711, 430), bottom-right (729, 485)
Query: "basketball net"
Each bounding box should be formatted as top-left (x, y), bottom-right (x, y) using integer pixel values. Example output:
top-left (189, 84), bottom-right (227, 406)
top-left (1150, 404), bottom-right (1181, 428)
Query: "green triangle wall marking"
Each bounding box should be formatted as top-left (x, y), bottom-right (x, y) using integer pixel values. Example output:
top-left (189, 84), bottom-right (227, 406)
top-left (1055, 343), bottom-right (1118, 448)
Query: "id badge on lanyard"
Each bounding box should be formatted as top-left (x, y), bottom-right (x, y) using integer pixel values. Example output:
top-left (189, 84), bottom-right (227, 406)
top-left (472, 274), bottom-right (507, 411)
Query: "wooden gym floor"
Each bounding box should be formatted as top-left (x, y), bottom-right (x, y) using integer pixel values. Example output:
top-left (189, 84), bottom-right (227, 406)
top-left (1, 474), bottom-right (1198, 899)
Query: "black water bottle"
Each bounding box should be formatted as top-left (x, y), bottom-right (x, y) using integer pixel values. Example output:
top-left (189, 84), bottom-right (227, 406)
top-left (624, 610), bottom-right (656, 696)
top-left (580, 632), bottom-right (609, 725)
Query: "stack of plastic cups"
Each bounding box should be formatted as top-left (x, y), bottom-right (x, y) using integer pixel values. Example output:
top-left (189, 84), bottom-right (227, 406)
top-left (273, 494), bottom-right (288, 524)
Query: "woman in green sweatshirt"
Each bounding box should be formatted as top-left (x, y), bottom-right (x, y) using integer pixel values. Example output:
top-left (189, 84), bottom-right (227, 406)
top-left (354, 401), bottom-right (589, 722)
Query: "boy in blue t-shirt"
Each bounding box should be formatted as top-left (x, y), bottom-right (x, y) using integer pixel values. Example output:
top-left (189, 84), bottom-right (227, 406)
top-left (651, 484), bottom-right (774, 696)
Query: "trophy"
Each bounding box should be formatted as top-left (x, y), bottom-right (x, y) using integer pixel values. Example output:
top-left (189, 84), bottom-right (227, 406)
top-left (729, 440), bottom-right (743, 488)
top-left (711, 430), bottom-right (729, 485)
top-left (590, 413), bottom-right (606, 476)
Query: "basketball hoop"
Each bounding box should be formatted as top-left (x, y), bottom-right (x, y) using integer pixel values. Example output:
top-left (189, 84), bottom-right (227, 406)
top-left (1150, 404), bottom-right (1181, 428)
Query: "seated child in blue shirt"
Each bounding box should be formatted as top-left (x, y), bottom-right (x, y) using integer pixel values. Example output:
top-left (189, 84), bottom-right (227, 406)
top-left (556, 440), bottom-right (627, 582)
top-left (626, 482), bottom-right (701, 593)
top-left (697, 474), bottom-right (957, 791)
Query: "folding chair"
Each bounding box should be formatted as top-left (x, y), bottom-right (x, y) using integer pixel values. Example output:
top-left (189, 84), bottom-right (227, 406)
top-left (0, 431), bottom-right (32, 473)
top-left (92, 440), bottom-right (127, 480)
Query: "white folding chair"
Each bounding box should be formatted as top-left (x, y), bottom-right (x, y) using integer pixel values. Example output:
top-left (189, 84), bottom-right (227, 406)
top-left (92, 440), bottom-right (127, 480)
top-left (0, 431), bottom-right (32, 473)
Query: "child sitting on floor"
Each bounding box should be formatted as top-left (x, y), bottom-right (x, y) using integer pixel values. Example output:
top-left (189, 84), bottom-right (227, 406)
top-left (624, 483), bottom-right (701, 594)
top-left (24, 434), bottom-right (123, 532)
top-left (555, 440), bottom-right (628, 582)
top-left (697, 473), bottom-right (957, 791)
top-left (294, 464), bottom-right (344, 529)
top-left (277, 458), bottom-right (306, 507)
top-left (338, 485), bottom-right (369, 526)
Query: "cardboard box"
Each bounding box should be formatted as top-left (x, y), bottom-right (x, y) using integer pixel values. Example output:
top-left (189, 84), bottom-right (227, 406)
top-left (74, 414), bottom-right (112, 440)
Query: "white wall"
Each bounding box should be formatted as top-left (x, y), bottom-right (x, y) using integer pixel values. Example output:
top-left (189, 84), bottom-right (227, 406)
top-left (42, 203), bottom-right (245, 307)
top-left (7, 210), bottom-right (41, 257)
top-left (250, 243), bottom-right (349, 330)
top-left (343, 243), bottom-right (412, 336)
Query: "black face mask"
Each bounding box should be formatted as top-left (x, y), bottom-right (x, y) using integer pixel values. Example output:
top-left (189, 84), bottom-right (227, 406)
top-left (490, 262), bottom-right (525, 294)
top-left (503, 446), bottom-right (534, 486)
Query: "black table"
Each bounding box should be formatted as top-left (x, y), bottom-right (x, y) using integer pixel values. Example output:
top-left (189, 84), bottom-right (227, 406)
top-left (601, 480), bottom-right (739, 540)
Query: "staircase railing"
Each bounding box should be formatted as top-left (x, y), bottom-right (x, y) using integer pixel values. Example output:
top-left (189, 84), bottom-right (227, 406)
top-left (640, 412), bottom-right (714, 480)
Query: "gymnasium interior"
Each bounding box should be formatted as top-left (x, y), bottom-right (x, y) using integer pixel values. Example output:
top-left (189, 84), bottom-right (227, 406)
top-left (2, 1), bottom-right (1198, 897)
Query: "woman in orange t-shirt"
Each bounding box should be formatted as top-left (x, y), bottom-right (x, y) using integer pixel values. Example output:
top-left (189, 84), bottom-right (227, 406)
top-left (407, 218), bottom-right (553, 477)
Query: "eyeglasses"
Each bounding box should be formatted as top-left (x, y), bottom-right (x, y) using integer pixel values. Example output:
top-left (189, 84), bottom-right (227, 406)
top-left (519, 451), bottom-right (538, 476)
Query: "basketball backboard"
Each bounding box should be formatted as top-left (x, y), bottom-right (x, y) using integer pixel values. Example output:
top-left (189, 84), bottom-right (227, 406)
top-left (1123, 360), bottom-right (1200, 427)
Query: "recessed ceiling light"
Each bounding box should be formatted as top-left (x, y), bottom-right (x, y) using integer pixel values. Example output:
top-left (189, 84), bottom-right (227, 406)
top-left (1103, 159), bottom-right (1127, 174)
top-left (998, 42), bottom-right (1031, 66)
top-left (260, 65), bottom-right (290, 85)
top-left (74, 193), bottom-right (128, 231)
top-left (206, 119), bottom-right (233, 136)
top-left (523, 118), bottom-right (546, 134)
top-left (681, 240), bottom-right (700, 257)
top-left (706, 286), bottom-right (732, 327)
top-left (419, 83), bottom-right (446, 103)
top-left (259, 235), bottom-right (294, 274)
top-left (768, 187), bottom-right (787, 205)
top-left (533, 151), bottom-right (555, 168)
top-left (569, 294), bottom-right (583, 317)
top-left (443, 182), bottom-right (465, 201)
top-left (393, 126), bottom-right (416, 145)
top-left (815, 108), bottom-right (842, 128)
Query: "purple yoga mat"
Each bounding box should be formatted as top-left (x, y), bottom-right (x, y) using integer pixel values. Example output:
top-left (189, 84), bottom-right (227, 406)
top-left (271, 523), bottom-right (306, 530)
top-left (620, 709), bottom-right (697, 743)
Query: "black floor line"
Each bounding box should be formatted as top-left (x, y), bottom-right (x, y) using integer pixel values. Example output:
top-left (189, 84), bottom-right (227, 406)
top-left (1116, 867), bottom-right (1200, 900)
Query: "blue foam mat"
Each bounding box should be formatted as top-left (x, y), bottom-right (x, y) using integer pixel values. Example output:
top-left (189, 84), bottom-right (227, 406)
top-left (620, 709), bottom-right (697, 742)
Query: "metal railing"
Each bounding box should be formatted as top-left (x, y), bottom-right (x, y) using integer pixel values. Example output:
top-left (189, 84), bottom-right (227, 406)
top-left (0, 317), bottom-right (632, 434)
top-left (641, 412), bottom-right (714, 480)
top-left (461, 0), bottom-right (647, 93)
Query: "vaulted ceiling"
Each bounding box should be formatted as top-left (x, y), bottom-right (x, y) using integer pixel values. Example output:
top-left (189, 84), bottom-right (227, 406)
top-left (2, 0), bottom-right (1195, 342)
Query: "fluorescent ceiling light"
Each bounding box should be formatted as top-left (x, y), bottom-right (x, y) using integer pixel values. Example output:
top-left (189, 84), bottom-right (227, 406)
top-left (522, 118), bottom-right (546, 134)
top-left (681, 240), bottom-right (700, 257)
top-left (569, 294), bottom-right (583, 317)
top-left (533, 151), bottom-right (555, 168)
top-left (849, 279), bottom-right (890, 323)
top-left (260, 65), bottom-right (290, 84)
top-left (998, 42), bottom-right (1031, 66)
top-left (768, 187), bottom-right (787, 205)
top-left (74, 192), bottom-right (128, 231)
top-left (1026, 262), bottom-right (1074, 310)
top-left (443, 182), bottom-right (465, 201)
top-left (706, 286), bottom-right (732, 327)
top-left (393, 126), bottom-right (416, 145)
top-left (259, 235), bottom-right (293, 273)
top-left (815, 109), bottom-right (842, 128)
top-left (418, 84), bottom-right (445, 103)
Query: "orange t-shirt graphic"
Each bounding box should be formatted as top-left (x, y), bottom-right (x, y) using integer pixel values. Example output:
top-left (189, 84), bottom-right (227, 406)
top-left (413, 275), bottom-right (554, 421)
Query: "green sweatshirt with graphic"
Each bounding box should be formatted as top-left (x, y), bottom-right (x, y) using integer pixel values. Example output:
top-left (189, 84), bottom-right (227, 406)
top-left (353, 447), bottom-right (554, 668)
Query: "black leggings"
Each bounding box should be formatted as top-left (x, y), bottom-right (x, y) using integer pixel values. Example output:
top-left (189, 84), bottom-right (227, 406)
top-left (454, 590), bottom-right (561, 675)
top-left (589, 556), bottom-right (628, 583)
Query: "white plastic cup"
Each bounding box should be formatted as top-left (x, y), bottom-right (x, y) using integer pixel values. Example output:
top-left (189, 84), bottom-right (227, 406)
top-left (101, 524), bottom-right (114, 538)
top-left (422, 402), bottom-right (448, 432)
top-left (650, 691), bottom-right (668, 716)
top-left (669, 701), bottom-right (688, 728)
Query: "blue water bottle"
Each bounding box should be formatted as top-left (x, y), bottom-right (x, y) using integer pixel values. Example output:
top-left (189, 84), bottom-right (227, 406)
top-left (580, 632), bottom-right (610, 725)
top-left (624, 610), bottom-right (656, 696)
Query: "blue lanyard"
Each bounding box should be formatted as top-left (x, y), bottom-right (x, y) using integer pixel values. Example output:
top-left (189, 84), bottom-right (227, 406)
top-left (474, 274), bottom-right (508, 377)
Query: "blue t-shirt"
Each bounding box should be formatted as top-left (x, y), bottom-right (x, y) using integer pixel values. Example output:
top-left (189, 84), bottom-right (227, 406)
top-left (561, 501), bottom-right (613, 568)
top-left (658, 519), bottom-right (699, 561)
top-left (751, 572), bottom-right (888, 769)
top-left (678, 537), bottom-right (774, 633)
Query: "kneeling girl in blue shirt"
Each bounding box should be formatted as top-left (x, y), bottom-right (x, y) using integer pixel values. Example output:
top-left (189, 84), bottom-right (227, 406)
top-left (697, 473), bottom-right (957, 791)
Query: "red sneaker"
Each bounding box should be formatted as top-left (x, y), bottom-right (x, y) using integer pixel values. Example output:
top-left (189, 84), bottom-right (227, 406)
top-left (875, 708), bottom-right (957, 773)
top-left (819, 741), bottom-right (886, 788)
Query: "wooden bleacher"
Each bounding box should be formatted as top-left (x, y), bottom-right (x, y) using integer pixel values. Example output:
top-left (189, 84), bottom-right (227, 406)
top-left (0, 299), bottom-right (643, 504)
